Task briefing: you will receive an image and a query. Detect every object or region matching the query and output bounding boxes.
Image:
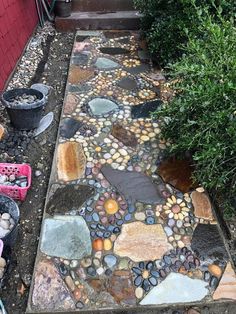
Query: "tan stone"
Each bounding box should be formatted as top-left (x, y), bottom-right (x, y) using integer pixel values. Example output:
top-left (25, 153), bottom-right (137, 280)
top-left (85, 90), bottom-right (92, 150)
top-left (213, 262), bottom-right (236, 300)
top-left (68, 66), bottom-right (94, 85)
top-left (0, 124), bottom-right (5, 140)
top-left (191, 191), bottom-right (214, 220)
top-left (114, 222), bottom-right (173, 262)
top-left (64, 93), bottom-right (79, 115)
top-left (208, 264), bottom-right (222, 278)
top-left (57, 142), bottom-right (86, 182)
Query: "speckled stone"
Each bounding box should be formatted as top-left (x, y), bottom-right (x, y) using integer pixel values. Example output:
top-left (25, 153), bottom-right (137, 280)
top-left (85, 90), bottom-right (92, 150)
top-left (32, 260), bottom-right (75, 311)
top-left (40, 216), bottom-right (92, 260)
top-left (111, 124), bottom-right (137, 147)
top-left (46, 184), bottom-right (94, 215)
top-left (191, 224), bottom-right (228, 259)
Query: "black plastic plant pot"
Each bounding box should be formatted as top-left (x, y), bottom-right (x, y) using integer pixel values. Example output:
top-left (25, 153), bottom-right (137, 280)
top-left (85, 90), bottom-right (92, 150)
top-left (1, 88), bottom-right (45, 130)
top-left (0, 194), bottom-right (20, 247)
top-left (55, 0), bottom-right (72, 17)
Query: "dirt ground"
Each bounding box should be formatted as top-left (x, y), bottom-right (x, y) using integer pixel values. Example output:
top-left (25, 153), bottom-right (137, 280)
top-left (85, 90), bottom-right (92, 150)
top-left (0, 30), bottom-right (74, 314)
top-left (0, 27), bottom-right (236, 314)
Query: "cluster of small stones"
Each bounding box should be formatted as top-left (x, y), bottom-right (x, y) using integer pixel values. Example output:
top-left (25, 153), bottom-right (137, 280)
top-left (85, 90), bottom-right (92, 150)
top-left (0, 129), bottom-right (34, 163)
top-left (0, 213), bottom-right (15, 239)
top-left (8, 94), bottom-right (39, 105)
top-left (0, 255), bottom-right (6, 280)
top-left (0, 173), bottom-right (28, 187)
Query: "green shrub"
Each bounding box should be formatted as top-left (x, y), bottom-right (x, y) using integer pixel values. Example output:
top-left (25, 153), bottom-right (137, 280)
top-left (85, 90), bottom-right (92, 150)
top-left (155, 12), bottom-right (236, 214)
top-left (134, 0), bottom-right (236, 65)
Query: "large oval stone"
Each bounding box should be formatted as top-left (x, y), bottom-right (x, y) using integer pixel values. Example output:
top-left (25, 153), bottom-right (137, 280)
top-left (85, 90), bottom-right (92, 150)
top-left (57, 142), bottom-right (86, 181)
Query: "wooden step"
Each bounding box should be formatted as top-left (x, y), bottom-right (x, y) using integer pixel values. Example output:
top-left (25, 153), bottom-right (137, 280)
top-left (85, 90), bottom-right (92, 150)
top-left (72, 0), bottom-right (134, 12)
top-left (55, 11), bottom-right (141, 31)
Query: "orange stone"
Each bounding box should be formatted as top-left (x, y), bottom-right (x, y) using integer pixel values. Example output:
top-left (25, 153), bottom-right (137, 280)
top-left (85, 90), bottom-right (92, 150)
top-left (73, 288), bottom-right (82, 301)
top-left (192, 191), bottom-right (214, 220)
top-left (104, 198), bottom-right (119, 215)
top-left (157, 157), bottom-right (197, 193)
top-left (0, 124), bottom-right (5, 140)
top-left (68, 66), bottom-right (94, 85)
top-left (142, 270), bottom-right (149, 279)
top-left (208, 264), bottom-right (223, 278)
top-left (57, 142), bottom-right (86, 182)
top-left (92, 238), bottom-right (103, 251)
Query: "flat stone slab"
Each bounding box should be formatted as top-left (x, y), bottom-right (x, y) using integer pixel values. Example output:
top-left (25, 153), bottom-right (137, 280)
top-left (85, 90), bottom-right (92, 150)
top-left (95, 57), bottom-right (119, 69)
top-left (40, 215), bottom-right (92, 260)
top-left (191, 224), bottom-right (228, 259)
top-left (88, 98), bottom-right (118, 116)
top-left (114, 222), bottom-right (173, 262)
top-left (140, 273), bottom-right (209, 305)
top-left (31, 259), bottom-right (75, 311)
top-left (101, 165), bottom-right (166, 205)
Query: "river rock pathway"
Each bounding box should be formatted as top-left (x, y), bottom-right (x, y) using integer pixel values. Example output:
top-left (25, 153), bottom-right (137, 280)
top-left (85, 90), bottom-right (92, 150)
top-left (27, 31), bottom-right (236, 313)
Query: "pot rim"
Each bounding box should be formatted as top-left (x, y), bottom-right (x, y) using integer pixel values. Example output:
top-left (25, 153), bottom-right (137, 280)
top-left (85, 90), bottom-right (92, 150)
top-left (1, 88), bottom-right (45, 110)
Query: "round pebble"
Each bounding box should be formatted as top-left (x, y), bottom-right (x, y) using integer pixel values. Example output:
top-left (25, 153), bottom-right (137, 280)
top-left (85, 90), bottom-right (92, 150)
top-left (135, 287), bottom-right (144, 299)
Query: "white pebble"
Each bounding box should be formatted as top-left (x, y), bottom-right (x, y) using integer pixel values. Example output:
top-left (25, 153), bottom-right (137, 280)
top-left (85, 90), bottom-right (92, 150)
top-left (1, 213), bottom-right (10, 220)
top-left (0, 220), bottom-right (10, 230)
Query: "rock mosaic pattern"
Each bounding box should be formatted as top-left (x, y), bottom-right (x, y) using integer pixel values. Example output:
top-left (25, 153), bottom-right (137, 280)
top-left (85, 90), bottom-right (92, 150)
top-left (29, 31), bottom-right (232, 312)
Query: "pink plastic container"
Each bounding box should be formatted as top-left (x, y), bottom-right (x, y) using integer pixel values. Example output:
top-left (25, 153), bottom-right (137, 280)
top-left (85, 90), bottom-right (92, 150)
top-left (0, 163), bottom-right (32, 201)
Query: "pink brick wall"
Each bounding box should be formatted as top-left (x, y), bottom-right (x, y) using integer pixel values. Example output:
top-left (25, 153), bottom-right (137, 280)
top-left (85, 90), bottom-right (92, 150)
top-left (0, 0), bottom-right (38, 91)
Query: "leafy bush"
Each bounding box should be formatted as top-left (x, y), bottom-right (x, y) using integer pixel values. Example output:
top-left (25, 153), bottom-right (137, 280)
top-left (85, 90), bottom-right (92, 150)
top-left (134, 0), bottom-right (236, 65)
top-left (155, 12), bottom-right (236, 214)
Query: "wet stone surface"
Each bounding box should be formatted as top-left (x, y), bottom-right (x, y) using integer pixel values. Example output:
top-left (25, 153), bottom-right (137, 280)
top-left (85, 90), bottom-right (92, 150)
top-left (99, 47), bottom-right (130, 55)
top-left (131, 100), bottom-right (162, 119)
top-left (46, 184), bottom-right (94, 215)
top-left (29, 30), bottom-right (232, 313)
top-left (191, 224), bottom-right (228, 260)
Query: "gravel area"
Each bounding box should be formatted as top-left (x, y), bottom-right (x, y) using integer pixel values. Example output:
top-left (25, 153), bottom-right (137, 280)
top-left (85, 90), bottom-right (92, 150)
top-left (0, 22), bottom-right (74, 313)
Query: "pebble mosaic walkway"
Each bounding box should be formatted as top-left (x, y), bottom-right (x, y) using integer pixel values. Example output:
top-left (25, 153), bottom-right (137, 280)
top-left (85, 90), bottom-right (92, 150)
top-left (27, 31), bottom-right (236, 313)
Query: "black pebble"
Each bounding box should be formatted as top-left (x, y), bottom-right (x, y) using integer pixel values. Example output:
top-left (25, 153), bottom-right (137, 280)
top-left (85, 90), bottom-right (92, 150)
top-left (210, 276), bottom-right (218, 288)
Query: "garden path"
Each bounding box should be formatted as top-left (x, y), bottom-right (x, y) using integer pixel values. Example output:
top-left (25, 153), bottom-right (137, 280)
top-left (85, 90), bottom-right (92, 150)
top-left (27, 31), bottom-right (235, 313)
